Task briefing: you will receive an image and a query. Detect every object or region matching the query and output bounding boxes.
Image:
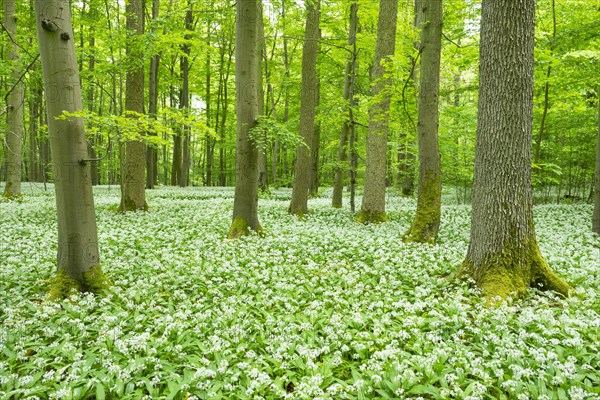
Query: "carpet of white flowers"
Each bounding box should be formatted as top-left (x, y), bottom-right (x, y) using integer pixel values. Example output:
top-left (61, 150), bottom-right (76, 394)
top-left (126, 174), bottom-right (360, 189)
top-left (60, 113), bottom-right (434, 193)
top-left (1, 185), bottom-right (600, 400)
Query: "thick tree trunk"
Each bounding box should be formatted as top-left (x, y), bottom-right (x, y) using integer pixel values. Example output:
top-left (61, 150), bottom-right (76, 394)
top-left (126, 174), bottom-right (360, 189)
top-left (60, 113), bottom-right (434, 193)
top-left (3, 0), bottom-right (24, 199)
top-left (593, 99), bottom-right (600, 234)
top-left (357, 0), bottom-right (398, 223)
top-left (228, 0), bottom-right (262, 237)
top-left (461, 0), bottom-right (571, 302)
top-left (289, 0), bottom-right (320, 216)
top-left (404, 0), bottom-right (442, 243)
top-left (120, 0), bottom-right (147, 211)
top-left (34, 0), bottom-right (109, 298)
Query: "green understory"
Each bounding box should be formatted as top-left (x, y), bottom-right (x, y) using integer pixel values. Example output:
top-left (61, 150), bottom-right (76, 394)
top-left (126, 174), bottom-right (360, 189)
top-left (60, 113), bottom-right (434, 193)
top-left (47, 266), bottom-right (112, 301)
top-left (355, 209), bottom-right (387, 224)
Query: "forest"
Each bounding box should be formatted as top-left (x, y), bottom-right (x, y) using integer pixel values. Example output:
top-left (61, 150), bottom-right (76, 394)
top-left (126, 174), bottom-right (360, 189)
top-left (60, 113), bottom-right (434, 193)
top-left (1, 0), bottom-right (600, 398)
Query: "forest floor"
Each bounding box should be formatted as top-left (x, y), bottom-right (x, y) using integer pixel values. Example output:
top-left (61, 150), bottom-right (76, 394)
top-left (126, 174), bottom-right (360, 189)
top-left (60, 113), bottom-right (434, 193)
top-left (1, 185), bottom-right (599, 399)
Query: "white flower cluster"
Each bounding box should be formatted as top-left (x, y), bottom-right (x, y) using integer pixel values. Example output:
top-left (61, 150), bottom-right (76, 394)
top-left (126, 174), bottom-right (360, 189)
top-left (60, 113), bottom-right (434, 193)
top-left (0, 185), bottom-right (598, 399)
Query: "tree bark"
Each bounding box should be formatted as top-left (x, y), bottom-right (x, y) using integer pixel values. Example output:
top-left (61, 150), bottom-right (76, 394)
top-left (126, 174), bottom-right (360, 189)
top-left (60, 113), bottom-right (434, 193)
top-left (3, 0), bottom-right (24, 199)
top-left (146, 0), bottom-right (160, 189)
top-left (179, 7), bottom-right (193, 187)
top-left (593, 98), bottom-right (600, 234)
top-left (289, 0), bottom-right (320, 216)
top-left (228, 0), bottom-right (262, 237)
top-left (34, 0), bottom-right (109, 298)
top-left (404, 0), bottom-right (442, 243)
top-left (309, 79), bottom-right (321, 197)
top-left (460, 0), bottom-right (572, 302)
top-left (357, 0), bottom-right (398, 223)
top-left (120, 0), bottom-right (147, 211)
top-left (256, 0), bottom-right (268, 192)
top-left (534, 0), bottom-right (556, 165)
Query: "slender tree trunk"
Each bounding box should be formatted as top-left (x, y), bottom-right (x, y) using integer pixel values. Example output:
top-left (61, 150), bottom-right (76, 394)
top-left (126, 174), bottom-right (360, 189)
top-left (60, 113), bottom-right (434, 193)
top-left (309, 78), bottom-right (321, 196)
top-left (289, 0), bottom-right (320, 216)
top-left (120, 0), bottom-right (147, 211)
top-left (256, 0), bottom-right (268, 191)
top-left (593, 98), bottom-right (600, 234)
top-left (219, 40), bottom-right (233, 187)
top-left (205, 7), bottom-right (214, 187)
top-left (28, 84), bottom-right (40, 182)
top-left (281, 1), bottom-right (291, 185)
top-left (228, 0), bottom-right (262, 237)
top-left (357, 0), bottom-right (398, 223)
top-left (146, 0), bottom-right (160, 189)
top-left (3, 0), bottom-right (24, 198)
top-left (404, 0), bottom-right (442, 243)
top-left (34, 0), bottom-right (109, 298)
top-left (460, 0), bottom-right (571, 302)
top-left (179, 8), bottom-right (193, 187)
top-left (534, 0), bottom-right (556, 165)
top-left (332, 2), bottom-right (358, 208)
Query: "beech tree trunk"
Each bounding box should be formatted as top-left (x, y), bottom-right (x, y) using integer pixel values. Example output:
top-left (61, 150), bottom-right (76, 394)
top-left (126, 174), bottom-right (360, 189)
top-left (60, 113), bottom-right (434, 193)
top-left (34, 0), bottom-right (109, 298)
top-left (461, 0), bottom-right (572, 302)
top-left (309, 67), bottom-right (321, 197)
top-left (331, 0), bottom-right (358, 208)
top-left (593, 98), bottom-right (600, 234)
top-left (228, 0), bottom-right (262, 238)
top-left (3, 0), bottom-right (24, 199)
top-left (179, 8), bottom-right (193, 187)
top-left (288, 0), bottom-right (320, 215)
top-left (146, 0), bottom-right (160, 189)
top-left (120, 0), bottom-right (147, 211)
top-left (256, 0), bottom-right (268, 192)
top-left (357, 0), bottom-right (398, 223)
top-left (404, 0), bottom-right (442, 243)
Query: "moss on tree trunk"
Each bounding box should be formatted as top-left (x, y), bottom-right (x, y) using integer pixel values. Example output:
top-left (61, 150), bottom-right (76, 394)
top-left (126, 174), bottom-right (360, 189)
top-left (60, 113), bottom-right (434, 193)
top-left (355, 210), bottom-right (387, 224)
top-left (47, 266), bottom-right (111, 301)
top-left (228, 216), bottom-right (264, 239)
top-left (403, 171), bottom-right (441, 244)
top-left (459, 236), bottom-right (572, 304)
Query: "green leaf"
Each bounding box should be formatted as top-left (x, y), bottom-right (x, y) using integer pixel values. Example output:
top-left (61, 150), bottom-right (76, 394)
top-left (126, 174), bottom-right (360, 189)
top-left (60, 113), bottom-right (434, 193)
top-left (96, 383), bottom-right (106, 400)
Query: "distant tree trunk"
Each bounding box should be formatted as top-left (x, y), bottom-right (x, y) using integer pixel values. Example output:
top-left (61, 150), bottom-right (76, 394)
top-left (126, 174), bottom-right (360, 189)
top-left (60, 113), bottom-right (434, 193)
top-left (534, 0), bottom-right (556, 165)
top-left (146, 0), bottom-right (160, 189)
top-left (228, 0), bottom-right (262, 238)
top-left (28, 87), bottom-right (39, 182)
top-left (404, 0), bottom-right (442, 243)
top-left (219, 39), bottom-right (233, 187)
top-left (3, 0), bottom-right (24, 199)
top-left (398, 0), bottom-right (422, 198)
top-left (332, 2), bottom-right (358, 208)
top-left (205, 6), bottom-right (214, 187)
top-left (35, 0), bottom-right (109, 298)
top-left (357, 0), bottom-right (398, 223)
top-left (257, 0), bottom-right (268, 191)
top-left (289, 0), bottom-right (320, 216)
top-left (120, 0), bottom-right (147, 211)
top-left (593, 98), bottom-right (600, 234)
top-left (309, 78), bottom-right (321, 196)
top-left (460, 0), bottom-right (572, 302)
top-left (179, 8), bottom-right (193, 187)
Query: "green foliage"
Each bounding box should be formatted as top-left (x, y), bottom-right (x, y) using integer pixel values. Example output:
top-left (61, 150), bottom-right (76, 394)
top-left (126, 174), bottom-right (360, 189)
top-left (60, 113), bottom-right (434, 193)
top-left (248, 116), bottom-right (305, 152)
